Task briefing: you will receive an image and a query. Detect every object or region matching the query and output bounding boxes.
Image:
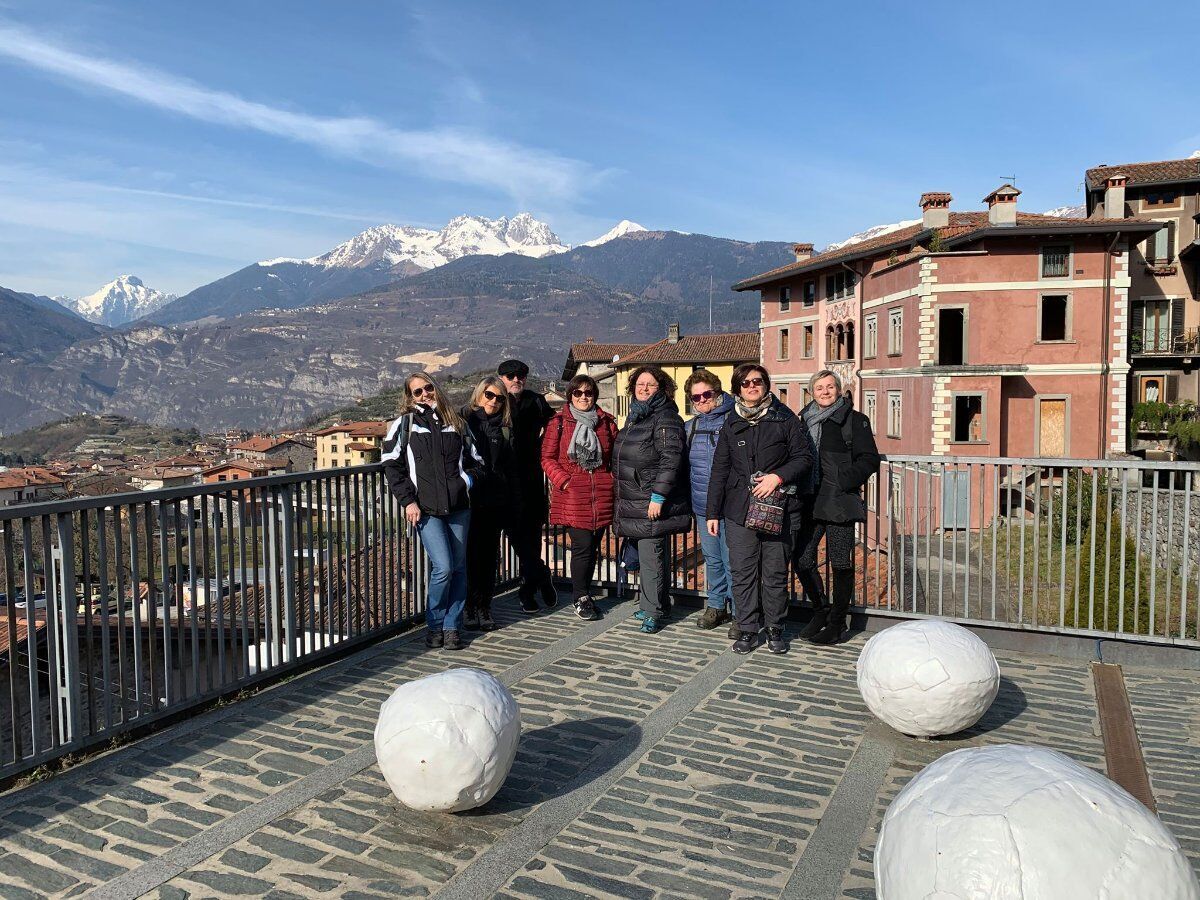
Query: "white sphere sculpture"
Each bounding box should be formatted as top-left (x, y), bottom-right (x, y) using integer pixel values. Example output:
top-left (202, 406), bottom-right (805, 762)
top-left (876, 745), bottom-right (1200, 900)
top-left (857, 619), bottom-right (1000, 737)
top-left (374, 668), bottom-right (521, 812)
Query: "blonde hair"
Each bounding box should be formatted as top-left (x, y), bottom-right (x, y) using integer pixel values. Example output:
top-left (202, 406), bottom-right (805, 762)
top-left (401, 371), bottom-right (464, 432)
top-left (808, 369), bottom-right (842, 394)
top-left (469, 376), bottom-right (512, 427)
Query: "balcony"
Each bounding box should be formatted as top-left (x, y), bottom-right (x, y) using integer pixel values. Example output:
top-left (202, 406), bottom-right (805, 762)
top-left (1132, 326), bottom-right (1200, 357)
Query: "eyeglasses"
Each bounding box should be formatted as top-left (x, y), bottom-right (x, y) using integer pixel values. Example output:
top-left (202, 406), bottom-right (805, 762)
top-left (690, 389), bottom-right (716, 403)
top-left (571, 389), bottom-right (596, 399)
top-left (502, 373), bottom-right (526, 381)
top-left (740, 377), bottom-right (765, 389)
top-left (482, 389), bottom-right (504, 402)
top-left (411, 385), bottom-right (435, 397)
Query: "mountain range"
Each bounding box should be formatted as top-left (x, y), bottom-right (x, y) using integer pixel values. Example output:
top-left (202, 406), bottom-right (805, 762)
top-left (56, 275), bottom-right (176, 326)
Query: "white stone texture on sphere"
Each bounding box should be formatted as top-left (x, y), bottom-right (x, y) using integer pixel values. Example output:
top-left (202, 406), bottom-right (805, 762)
top-left (856, 619), bottom-right (999, 736)
top-left (875, 745), bottom-right (1200, 900)
top-left (374, 668), bottom-right (520, 812)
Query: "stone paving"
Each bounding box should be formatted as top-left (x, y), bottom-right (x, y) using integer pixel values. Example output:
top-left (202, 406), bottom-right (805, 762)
top-left (0, 593), bottom-right (1197, 900)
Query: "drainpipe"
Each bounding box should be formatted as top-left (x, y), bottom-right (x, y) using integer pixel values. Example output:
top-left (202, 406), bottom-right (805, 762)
top-left (1100, 231), bottom-right (1120, 457)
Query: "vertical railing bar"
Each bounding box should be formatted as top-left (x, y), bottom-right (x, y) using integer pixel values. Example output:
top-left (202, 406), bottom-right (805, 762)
top-left (156, 502), bottom-right (173, 710)
top-left (305, 479), bottom-right (317, 648)
top-left (1165, 470), bottom-right (1176, 639)
top-left (54, 513), bottom-right (81, 747)
top-left (237, 494), bottom-right (248, 680)
top-left (1032, 467), bottom-right (1042, 627)
top-left (171, 502), bottom-right (186, 702)
top-left (1118, 472), bottom-right (1128, 634)
top-left (884, 465), bottom-right (894, 610)
top-left (200, 495), bottom-right (213, 693)
top-left (97, 508), bottom-right (113, 731)
top-left (937, 465), bottom-right (945, 617)
top-left (79, 508), bottom-right (96, 738)
top-left (319, 478), bottom-right (333, 646)
top-left (341, 476), bottom-right (353, 639)
top-left (212, 497), bottom-right (227, 688)
top-left (249, 488), bottom-right (262, 673)
top-left (1017, 466), bottom-right (1026, 624)
top-left (975, 464), bottom-right (984, 619)
top-left (991, 465), bottom-right (999, 622)
top-left (21, 520), bottom-right (41, 752)
top-left (185, 497), bottom-right (199, 700)
top-left (1134, 480), bottom-right (1144, 635)
top-left (281, 484), bottom-right (297, 663)
top-left (1149, 476), bottom-right (1159, 636)
top-left (1182, 471), bottom-right (1193, 641)
top-left (111, 510), bottom-right (128, 724)
top-left (127, 507), bottom-right (144, 715)
top-left (951, 463), bottom-right (960, 616)
top-left (1058, 469), bottom-right (1068, 629)
top-left (1089, 468), bottom-right (1100, 631)
top-left (141, 502), bottom-right (158, 712)
top-left (223, 492), bottom-right (237, 681)
top-left (1072, 468), bottom-right (1083, 628)
top-left (2, 523), bottom-right (24, 763)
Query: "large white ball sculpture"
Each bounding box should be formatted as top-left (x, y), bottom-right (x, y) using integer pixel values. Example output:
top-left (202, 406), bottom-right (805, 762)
top-left (373, 667), bottom-right (521, 813)
top-left (857, 619), bottom-right (1000, 737)
top-left (876, 745), bottom-right (1200, 900)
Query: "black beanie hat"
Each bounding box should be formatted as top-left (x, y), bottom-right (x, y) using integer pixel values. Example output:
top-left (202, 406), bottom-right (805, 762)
top-left (497, 359), bottom-right (530, 378)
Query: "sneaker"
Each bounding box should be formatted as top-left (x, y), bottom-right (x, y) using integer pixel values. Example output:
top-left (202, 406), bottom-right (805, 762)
top-left (633, 609), bottom-right (648, 622)
top-left (443, 630), bottom-right (463, 651)
top-left (766, 627), bottom-right (788, 655)
top-left (697, 607), bottom-right (731, 630)
top-left (425, 630), bottom-right (444, 648)
top-left (519, 593), bottom-right (539, 613)
top-left (640, 616), bottom-right (660, 634)
top-left (478, 610), bottom-right (496, 631)
top-left (732, 631), bottom-right (758, 654)
top-left (727, 622), bottom-right (740, 640)
top-left (540, 577), bottom-right (558, 608)
top-left (574, 596), bottom-right (598, 620)
top-left (798, 607), bottom-right (828, 641)
top-left (463, 609), bottom-right (480, 630)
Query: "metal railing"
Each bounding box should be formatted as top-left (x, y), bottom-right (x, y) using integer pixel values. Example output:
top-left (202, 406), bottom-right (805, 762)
top-left (2, 453), bottom-right (1199, 779)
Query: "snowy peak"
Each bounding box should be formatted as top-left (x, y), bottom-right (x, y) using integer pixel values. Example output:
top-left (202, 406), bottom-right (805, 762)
top-left (60, 275), bottom-right (176, 326)
top-left (582, 220), bottom-right (648, 247)
top-left (824, 220), bottom-right (920, 253)
top-left (258, 214), bottom-right (567, 272)
top-left (1043, 205), bottom-right (1086, 219)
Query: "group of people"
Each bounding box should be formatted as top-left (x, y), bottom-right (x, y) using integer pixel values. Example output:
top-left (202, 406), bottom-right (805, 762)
top-left (381, 357), bottom-right (880, 655)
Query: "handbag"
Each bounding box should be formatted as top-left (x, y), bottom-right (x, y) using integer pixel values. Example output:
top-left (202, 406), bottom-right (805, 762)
top-left (744, 474), bottom-right (786, 536)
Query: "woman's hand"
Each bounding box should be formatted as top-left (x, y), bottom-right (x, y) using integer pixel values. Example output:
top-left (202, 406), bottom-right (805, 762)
top-left (405, 502), bottom-right (422, 526)
top-left (706, 519), bottom-right (720, 537)
top-left (751, 472), bottom-right (783, 499)
top-left (647, 500), bottom-right (662, 520)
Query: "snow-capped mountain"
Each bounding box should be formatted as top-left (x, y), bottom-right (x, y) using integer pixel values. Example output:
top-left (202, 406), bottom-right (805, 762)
top-left (582, 220), bottom-right (648, 247)
top-left (260, 213), bottom-right (567, 270)
top-left (1043, 205), bottom-right (1086, 219)
top-left (824, 220), bottom-right (920, 253)
top-left (59, 275), bottom-right (176, 326)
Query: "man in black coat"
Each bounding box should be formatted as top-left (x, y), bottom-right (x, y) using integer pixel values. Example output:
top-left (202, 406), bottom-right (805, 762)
top-left (498, 359), bottom-right (557, 611)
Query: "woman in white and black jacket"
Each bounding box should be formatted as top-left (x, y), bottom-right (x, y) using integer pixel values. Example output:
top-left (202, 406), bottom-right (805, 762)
top-left (382, 371), bottom-right (483, 651)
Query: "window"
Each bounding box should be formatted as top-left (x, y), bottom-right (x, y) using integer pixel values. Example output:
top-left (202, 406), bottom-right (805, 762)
top-left (825, 271), bottom-right (856, 301)
top-left (802, 388), bottom-right (812, 406)
top-left (864, 314), bottom-right (878, 358)
top-left (887, 391), bottom-right (903, 438)
top-left (847, 322), bottom-right (856, 360)
top-left (864, 390), bottom-right (877, 431)
top-left (779, 286), bottom-right (791, 312)
top-left (866, 472), bottom-right (878, 512)
top-left (330, 444), bottom-right (339, 454)
top-left (937, 308), bottom-right (966, 364)
top-left (888, 308), bottom-right (903, 355)
top-left (1041, 244), bottom-right (1070, 278)
top-left (1131, 298), bottom-right (1181, 354)
top-left (1039, 295), bottom-right (1070, 342)
top-left (952, 394), bottom-right (985, 443)
top-left (802, 324), bottom-right (814, 358)
top-left (778, 386), bottom-right (789, 406)
top-left (1146, 223), bottom-right (1175, 264)
top-left (1143, 190), bottom-right (1179, 208)
top-left (802, 280), bottom-right (816, 306)
top-left (778, 327), bottom-right (790, 360)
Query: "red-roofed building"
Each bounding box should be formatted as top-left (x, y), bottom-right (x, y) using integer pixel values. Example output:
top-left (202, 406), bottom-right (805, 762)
top-left (0, 467), bottom-right (66, 507)
top-left (313, 421), bottom-right (388, 469)
top-left (740, 187), bottom-right (1162, 460)
top-left (231, 435), bottom-right (315, 471)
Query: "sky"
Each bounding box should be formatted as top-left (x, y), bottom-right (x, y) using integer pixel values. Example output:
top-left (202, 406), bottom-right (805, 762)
top-left (0, 0), bottom-right (1198, 299)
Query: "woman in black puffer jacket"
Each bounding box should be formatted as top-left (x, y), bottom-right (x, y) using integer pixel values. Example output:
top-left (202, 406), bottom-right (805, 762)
top-left (614, 365), bottom-right (691, 634)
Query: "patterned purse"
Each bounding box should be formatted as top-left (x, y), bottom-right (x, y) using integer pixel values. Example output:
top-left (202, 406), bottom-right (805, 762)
top-left (744, 474), bottom-right (786, 536)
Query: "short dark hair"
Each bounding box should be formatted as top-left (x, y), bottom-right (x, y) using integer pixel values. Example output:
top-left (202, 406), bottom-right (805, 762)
top-left (567, 374), bottom-right (600, 397)
top-left (626, 365), bottom-right (677, 397)
top-left (731, 364), bottom-right (771, 395)
top-left (684, 369), bottom-right (722, 397)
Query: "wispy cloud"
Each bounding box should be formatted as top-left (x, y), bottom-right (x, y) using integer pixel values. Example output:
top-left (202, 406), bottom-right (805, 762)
top-left (0, 21), bottom-right (598, 205)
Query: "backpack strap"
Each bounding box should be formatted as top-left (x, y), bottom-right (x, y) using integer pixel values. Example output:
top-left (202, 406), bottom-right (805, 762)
top-left (841, 412), bottom-right (855, 453)
top-left (687, 416), bottom-right (700, 448)
top-left (397, 412), bottom-right (413, 458)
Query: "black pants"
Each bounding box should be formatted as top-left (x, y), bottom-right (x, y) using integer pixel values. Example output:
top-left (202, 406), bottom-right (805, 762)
top-left (568, 527), bottom-right (604, 600)
top-left (465, 506), bottom-right (509, 614)
top-left (793, 515), bottom-right (856, 605)
top-left (725, 519), bottom-right (791, 632)
top-left (513, 486), bottom-right (551, 598)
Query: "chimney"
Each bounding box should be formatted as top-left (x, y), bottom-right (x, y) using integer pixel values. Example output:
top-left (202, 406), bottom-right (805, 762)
top-left (792, 242), bottom-right (814, 261)
top-left (983, 184), bottom-right (1021, 226)
top-left (919, 192), bottom-right (952, 229)
top-left (667, 323), bottom-right (680, 343)
top-left (1104, 174), bottom-right (1128, 219)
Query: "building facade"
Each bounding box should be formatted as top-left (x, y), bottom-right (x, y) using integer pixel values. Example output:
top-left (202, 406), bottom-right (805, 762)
top-left (314, 422), bottom-right (387, 469)
top-left (231, 436), bottom-right (316, 472)
top-left (562, 340), bottom-right (646, 411)
top-left (741, 187), bottom-right (1161, 460)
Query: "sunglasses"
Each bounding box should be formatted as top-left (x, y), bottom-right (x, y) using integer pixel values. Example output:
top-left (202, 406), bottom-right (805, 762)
top-left (411, 384), bottom-right (436, 397)
top-left (482, 389), bottom-right (504, 402)
top-left (690, 389), bottom-right (716, 403)
top-left (740, 377), bottom-right (765, 389)
top-left (502, 373), bottom-right (526, 380)
top-left (571, 389), bottom-right (596, 398)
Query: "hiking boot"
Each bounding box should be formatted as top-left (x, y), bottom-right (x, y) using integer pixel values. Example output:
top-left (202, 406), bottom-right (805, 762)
top-left (807, 618), bottom-right (847, 645)
top-left (425, 630), bottom-right (444, 648)
top-left (463, 609), bottom-right (480, 630)
top-left (443, 630), bottom-right (463, 651)
top-left (574, 596), bottom-right (599, 620)
top-left (540, 576), bottom-right (558, 608)
top-left (798, 606), bottom-right (828, 641)
top-left (639, 616), bottom-right (660, 634)
top-left (478, 610), bottom-right (496, 631)
top-left (732, 631), bottom-right (758, 654)
top-left (727, 622), bottom-right (740, 640)
top-left (766, 627), bottom-right (788, 655)
top-left (697, 607), bottom-right (731, 630)
top-left (519, 593), bottom-right (539, 613)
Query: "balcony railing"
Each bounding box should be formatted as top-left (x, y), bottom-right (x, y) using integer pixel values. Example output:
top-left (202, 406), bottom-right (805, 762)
top-left (1132, 327), bottom-right (1200, 356)
top-left (1, 454), bottom-right (1198, 779)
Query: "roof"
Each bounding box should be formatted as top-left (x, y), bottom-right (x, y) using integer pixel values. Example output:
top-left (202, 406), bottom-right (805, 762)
top-left (202, 457), bottom-right (291, 478)
top-left (314, 421), bottom-right (387, 438)
top-left (615, 332), bottom-right (759, 366)
top-left (1086, 157), bottom-right (1200, 191)
top-left (0, 467), bottom-right (65, 491)
top-left (345, 442), bottom-right (379, 452)
top-left (982, 184), bottom-right (1021, 203)
top-left (734, 211), bottom-right (1163, 290)
top-left (562, 341), bottom-right (647, 379)
top-left (129, 466), bottom-right (200, 481)
top-left (231, 435), bottom-right (297, 453)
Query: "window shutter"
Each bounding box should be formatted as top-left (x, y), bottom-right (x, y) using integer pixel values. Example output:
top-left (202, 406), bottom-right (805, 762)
top-left (1171, 297), bottom-right (1185, 347)
top-left (1165, 373), bottom-right (1178, 403)
top-left (1129, 300), bottom-right (1144, 353)
top-left (1167, 221), bottom-right (1176, 262)
top-left (1146, 234), bottom-right (1156, 264)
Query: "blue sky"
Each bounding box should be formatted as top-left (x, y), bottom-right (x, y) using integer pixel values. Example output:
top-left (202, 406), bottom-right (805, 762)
top-left (1, 0), bottom-right (1197, 298)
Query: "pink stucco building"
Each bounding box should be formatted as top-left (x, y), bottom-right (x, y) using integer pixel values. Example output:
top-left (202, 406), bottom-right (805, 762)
top-left (739, 186), bottom-right (1162, 461)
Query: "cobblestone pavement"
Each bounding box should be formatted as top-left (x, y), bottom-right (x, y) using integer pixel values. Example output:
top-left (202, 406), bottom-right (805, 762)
top-left (0, 594), bottom-right (1197, 900)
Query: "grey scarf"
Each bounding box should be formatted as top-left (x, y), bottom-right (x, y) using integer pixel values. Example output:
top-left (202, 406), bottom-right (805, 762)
top-left (735, 392), bottom-right (774, 425)
top-left (567, 405), bottom-right (602, 471)
top-left (802, 396), bottom-right (846, 448)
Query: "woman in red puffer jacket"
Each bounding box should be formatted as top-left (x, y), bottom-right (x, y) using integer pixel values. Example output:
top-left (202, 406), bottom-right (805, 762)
top-left (542, 374), bottom-right (618, 620)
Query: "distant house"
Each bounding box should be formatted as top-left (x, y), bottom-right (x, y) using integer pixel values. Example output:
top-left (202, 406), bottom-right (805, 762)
top-left (562, 339), bottom-right (647, 411)
top-left (609, 325), bottom-right (760, 424)
top-left (0, 467), bottom-right (67, 507)
top-left (201, 458), bottom-right (291, 485)
top-left (314, 422), bottom-right (388, 469)
top-left (129, 464), bottom-right (202, 491)
top-left (231, 435), bottom-right (316, 471)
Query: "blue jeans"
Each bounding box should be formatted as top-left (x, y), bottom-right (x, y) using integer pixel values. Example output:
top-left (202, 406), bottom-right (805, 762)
top-left (416, 508), bottom-right (470, 633)
top-left (698, 522), bottom-right (733, 612)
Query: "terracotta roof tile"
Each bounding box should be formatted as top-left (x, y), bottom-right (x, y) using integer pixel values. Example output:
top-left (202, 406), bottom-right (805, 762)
top-left (568, 342), bottom-right (646, 364)
top-left (314, 421), bottom-right (388, 438)
top-left (617, 332), bottom-right (759, 365)
top-left (1086, 158), bottom-right (1200, 190)
top-left (231, 435), bottom-right (292, 453)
